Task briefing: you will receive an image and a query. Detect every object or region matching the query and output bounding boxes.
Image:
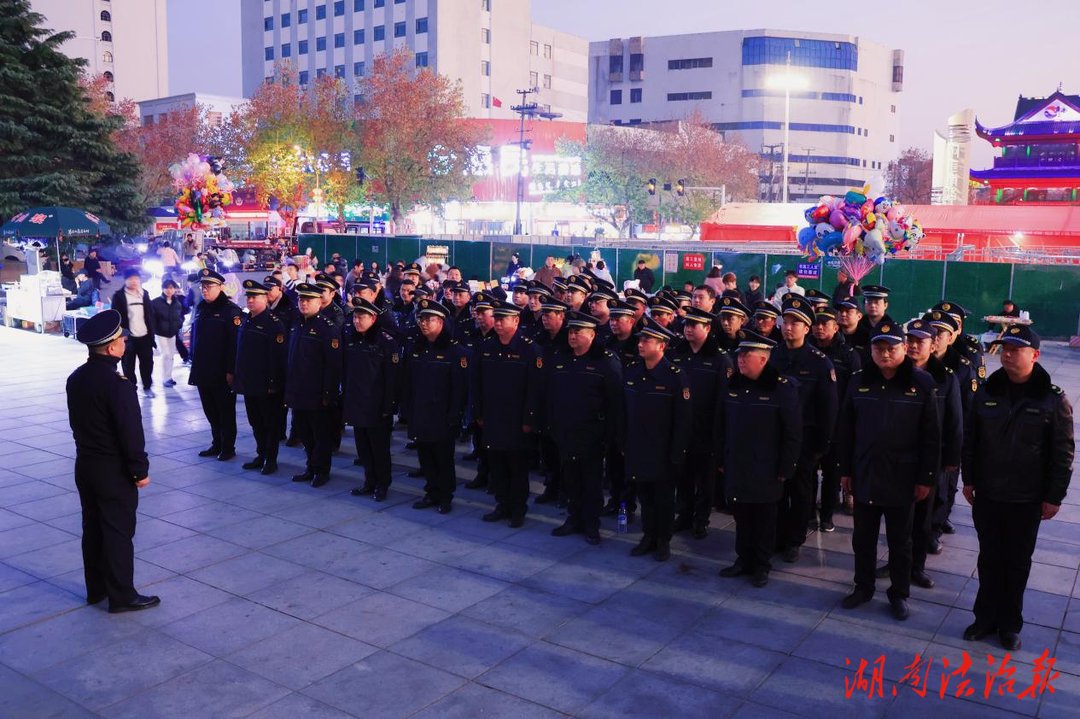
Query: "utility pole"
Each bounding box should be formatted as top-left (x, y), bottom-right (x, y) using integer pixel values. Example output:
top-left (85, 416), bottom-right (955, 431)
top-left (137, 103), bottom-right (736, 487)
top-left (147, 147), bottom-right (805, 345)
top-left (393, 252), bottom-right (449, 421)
top-left (802, 147), bottom-right (815, 199)
top-left (509, 87), bottom-right (561, 235)
top-left (762, 143), bottom-right (783, 202)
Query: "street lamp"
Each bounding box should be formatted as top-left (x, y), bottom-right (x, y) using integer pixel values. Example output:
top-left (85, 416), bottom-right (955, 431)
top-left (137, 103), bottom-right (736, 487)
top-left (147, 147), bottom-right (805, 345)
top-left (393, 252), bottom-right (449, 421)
top-left (765, 52), bottom-right (807, 204)
top-left (294, 145), bottom-right (322, 221)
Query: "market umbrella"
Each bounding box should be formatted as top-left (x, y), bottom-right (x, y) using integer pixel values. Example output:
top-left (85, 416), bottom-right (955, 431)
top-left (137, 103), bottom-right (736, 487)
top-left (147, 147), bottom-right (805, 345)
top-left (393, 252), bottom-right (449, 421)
top-left (1, 206), bottom-right (111, 269)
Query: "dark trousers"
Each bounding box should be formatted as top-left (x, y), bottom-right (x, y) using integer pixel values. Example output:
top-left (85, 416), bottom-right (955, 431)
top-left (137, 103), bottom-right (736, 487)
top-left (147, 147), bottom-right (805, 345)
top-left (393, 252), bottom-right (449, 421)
top-left (489, 449), bottom-right (530, 518)
top-left (121, 334), bottom-right (154, 389)
top-left (243, 394), bottom-right (283, 462)
top-left (932, 468), bottom-right (960, 538)
top-left (541, 435), bottom-right (562, 494)
top-left (197, 383), bottom-right (237, 452)
top-left (676, 450), bottom-right (714, 528)
top-left (561, 450), bottom-right (603, 533)
top-left (417, 439), bottom-right (456, 504)
top-left (607, 446), bottom-right (636, 512)
top-left (473, 425), bottom-right (489, 484)
top-left (818, 449), bottom-right (841, 523)
top-left (777, 451), bottom-right (821, 550)
top-left (733, 501), bottom-right (777, 572)
top-left (294, 407), bottom-right (336, 476)
top-left (175, 334), bottom-right (189, 362)
top-left (75, 469), bottom-right (138, 607)
top-left (637, 479), bottom-right (675, 540)
top-left (910, 487), bottom-right (937, 571)
top-left (853, 501), bottom-right (914, 600)
top-left (973, 499), bottom-right (1042, 633)
top-left (354, 425), bottom-right (393, 491)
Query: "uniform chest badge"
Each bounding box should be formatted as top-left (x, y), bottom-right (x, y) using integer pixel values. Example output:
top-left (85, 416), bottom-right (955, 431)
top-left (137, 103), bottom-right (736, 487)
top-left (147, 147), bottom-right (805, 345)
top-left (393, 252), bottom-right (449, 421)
top-left (971, 379), bottom-right (977, 393)
top-left (460, 357), bottom-right (468, 368)
top-left (276, 334), bottom-right (284, 344)
top-left (977, 366), bottom-right (986, 379)
top-left (392, 353), bottom-right (400, 363)
top-left (536, 357), bottom-right (543, 369)
top-left (683, 388), bottom-right (691, 400)
top-left (331, 339), bottom-right (339, 349)
top-left (234, 317), bottom-right (241, 326)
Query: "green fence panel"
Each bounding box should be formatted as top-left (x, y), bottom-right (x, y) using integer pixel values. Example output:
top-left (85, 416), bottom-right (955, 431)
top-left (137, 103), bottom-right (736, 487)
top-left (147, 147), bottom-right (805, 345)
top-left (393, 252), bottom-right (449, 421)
top-left (352, 237), bottom-right (387, 268)
top-left (490, 242), bottom-right (519, 281)
top-left (419, 238), bottom-right (454, 270)
top-left (617, 249), bottom-right (659, 288)
top-left (385, 237), bottom-right (421, 266)
top-left (1011, 265), bottom-right (1080, 337)
top-left (296, 234), bottom-right (327, 264)
top-left (323, 236), bottom-right (357, 266)
top-left (940, 261), bottom-right (1012, 332)
top-left (452, 240), bottom-right (490, 282)
top-left (713, 252), bottom-right (769, 292)
top-left (529, 244), bottom-right (565, 274)
top-left (660, 251), bottom-right (709, 291)
top-left (878, 259), bottom-right (945, 323)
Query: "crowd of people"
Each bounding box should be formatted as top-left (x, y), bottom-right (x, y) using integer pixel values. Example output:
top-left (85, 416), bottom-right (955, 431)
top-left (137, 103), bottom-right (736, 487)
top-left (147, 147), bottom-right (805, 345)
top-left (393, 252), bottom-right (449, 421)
top-left (66, 254), bottom-right (1072, 652)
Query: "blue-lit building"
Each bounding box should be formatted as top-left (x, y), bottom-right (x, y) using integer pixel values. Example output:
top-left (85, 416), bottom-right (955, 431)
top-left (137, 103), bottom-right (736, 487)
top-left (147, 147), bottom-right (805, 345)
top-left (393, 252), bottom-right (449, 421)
top-left (588, 30), bottom-right (904, 201)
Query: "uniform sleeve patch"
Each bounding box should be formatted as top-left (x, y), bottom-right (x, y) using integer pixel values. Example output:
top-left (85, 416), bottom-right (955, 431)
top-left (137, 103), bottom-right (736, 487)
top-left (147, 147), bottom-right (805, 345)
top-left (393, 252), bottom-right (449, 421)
top-left (971, 379), bottom-right (977, 393)
top-left (683, 387), bottom-right (691, 400)
top-left (331, 339), bottom-right (340, 349)
top-left (392, 352), bottom-right (400, 363)
top-left (536, 357), bottom-right (543, 369)
top-left (233, 316), bottom-right (242, 326)
top-left (977, 366), bottom-right (986, 379)
top-left (829, 369), bottom-right (836, 382)
top-left (460, 357), bottom-right (468, 369)
top-left (276, 334), bottom-right (284, 344)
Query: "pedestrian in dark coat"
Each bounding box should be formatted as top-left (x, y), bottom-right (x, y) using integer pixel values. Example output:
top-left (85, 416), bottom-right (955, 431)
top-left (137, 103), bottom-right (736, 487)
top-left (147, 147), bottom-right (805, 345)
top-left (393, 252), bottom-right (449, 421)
top-left (234, 280), bottom-right (288, 475)
top-left (111, 269), bottom-right (156, 394)
top-left (188, 269), bottom-right (243, 460)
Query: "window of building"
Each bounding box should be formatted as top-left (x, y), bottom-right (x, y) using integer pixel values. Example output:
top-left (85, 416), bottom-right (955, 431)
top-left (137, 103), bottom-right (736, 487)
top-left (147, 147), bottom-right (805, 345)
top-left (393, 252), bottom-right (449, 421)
top-left (889, 134), bottom-right (895, 142)
top-left (668, 57), bottom-right (713, 70)
top-left (354, 61), bottom-right (365, 76)
top-left (394, 21), bottom-right (405, 37)
top-left (416, 17), bottom-right (428, 33)
top-left (143, 115), bottom-right (154, 126)
top-left (264, 16), bottom-right (273, 30)
top-left (354, 0), bottom-right (364, 9)
top-left (354, 29), bottom-right (365, 43)
top-left (858, 96), bottom-right (863, 104)
top-left (299, 70), bottom-right (309, 84)
top-left (415, 52), bottom-right (428, 67)
top-left (481, 60), bottom-right (490, 76)
top-left (299, 39), bottom-right (308, 54)
top-left (530, 40), bottom-right (538, 55)
top-left (264, 46), bottom-right (274, 60)
top-left (298, 8), bottom-right (308, 22)
top-left (100, 10), bottom-right (111, 21)
top-left (892, 65), bottom-right (903, 84)
top-left (281, 12), bottom-right (290, 27)
top-left (316, 4), bottom-right (326, 20)
top-left (374, 0), bottom-right (384, 7)
top-left (543, 44), bottom-right (552, 58)
top-left (316, 36), bottom-right (326, 51)
top-left (609, 55), bottom-right (623, 73)
top-left (101, 30), bottom-right (112, 42)
top-left (857, 128), bottom-right (862, 136)
top-left (543, 74), bottom-right (551, 89)
top-left (629, 53), bottom-right (643, 72)
top-left (335, 64), bottom-right (345, 78)
top-left (890, 105), bottom-right (896, 113)
top-left (630, 87), bottom-right (641, 103)
top-left (102, 51), bottom-right (112, 62)
top-left (103, 70), bottom-right (114, 82)
top-left (481, 93), bottom-right (491, 108)
top-left (610, 89), bottom-right (622, 105)
top-left (281, 43), bottom-right (291, 58)
top-left (334, 0), bottom-right (344, 16)
top-left (864, 129), bottom-right (869, 137)
top-left (317, 68), bottom-right (327, 78)
top-left (335, 32), bottom-right (345, 48)
top-left (741, 36), bottom-right (858, 71)
top-left (482, 28), bottom-right (491, 43)
top-left (628, 118), bottom-right (642, 125)
top-left (529, 71), bottom-right (538, 86)
top-left (374, 25), bottom-right (384, 41)
top-left (667, 91), bottom-right (712, 101)
top-left (105, 91), bottom-right (114, 102)
top-left (482, 0), bottom-right (491, 10)
top-left (862, 159), bottom-right (867, 167)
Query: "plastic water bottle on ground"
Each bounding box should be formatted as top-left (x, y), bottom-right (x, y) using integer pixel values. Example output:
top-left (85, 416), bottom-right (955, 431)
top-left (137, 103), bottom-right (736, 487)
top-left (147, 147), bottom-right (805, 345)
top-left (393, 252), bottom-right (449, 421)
top-left (617, 503), bottom-right (628, 534)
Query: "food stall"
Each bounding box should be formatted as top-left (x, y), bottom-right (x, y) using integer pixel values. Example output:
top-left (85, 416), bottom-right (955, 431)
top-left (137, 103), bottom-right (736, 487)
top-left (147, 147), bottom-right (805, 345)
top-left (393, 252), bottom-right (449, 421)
top-left (3, 270), bottom-right (67, 332)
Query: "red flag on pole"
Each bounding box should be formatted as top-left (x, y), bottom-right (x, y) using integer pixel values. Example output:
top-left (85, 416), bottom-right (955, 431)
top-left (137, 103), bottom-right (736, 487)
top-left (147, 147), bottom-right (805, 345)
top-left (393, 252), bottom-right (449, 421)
top-left (492, 97), bottom-right (503, 107)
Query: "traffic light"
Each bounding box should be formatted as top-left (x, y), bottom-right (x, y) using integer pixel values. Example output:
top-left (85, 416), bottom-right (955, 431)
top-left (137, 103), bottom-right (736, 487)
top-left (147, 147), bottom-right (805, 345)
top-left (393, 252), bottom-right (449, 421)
top-left (311, 187), bottom-right (324, 204)
top-left (647, 178), bottom-right (656, 196)
top-left (676, 178), bottom-right (686, 196)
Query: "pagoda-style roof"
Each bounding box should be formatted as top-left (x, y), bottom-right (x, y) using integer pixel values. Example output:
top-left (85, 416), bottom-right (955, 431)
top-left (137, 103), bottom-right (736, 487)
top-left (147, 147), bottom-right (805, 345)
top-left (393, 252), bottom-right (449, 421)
top-left (976, 90), bottom-right (1080, 145)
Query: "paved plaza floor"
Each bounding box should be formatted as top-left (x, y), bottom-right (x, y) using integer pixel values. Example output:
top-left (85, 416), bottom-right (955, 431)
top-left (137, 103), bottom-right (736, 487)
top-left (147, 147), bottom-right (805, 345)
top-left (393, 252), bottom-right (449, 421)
top-left (2, 326), bottom-right (1080, 718)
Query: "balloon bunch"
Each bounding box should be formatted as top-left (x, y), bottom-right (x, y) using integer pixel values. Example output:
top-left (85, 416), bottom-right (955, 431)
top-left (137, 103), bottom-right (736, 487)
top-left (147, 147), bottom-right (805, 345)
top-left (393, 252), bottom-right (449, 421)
top-left (169, 153), bottom-right (235, 230)
top-left (796, 184), bottom-right (924, 279)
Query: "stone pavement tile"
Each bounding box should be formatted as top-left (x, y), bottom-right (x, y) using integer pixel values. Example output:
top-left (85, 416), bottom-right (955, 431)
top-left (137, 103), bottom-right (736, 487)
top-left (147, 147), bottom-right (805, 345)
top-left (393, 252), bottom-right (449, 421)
top-left (596, 576), bottom-right (721, 633)
top-left (924, 546), bottom-right (981, 579)
top-left (778, 547), bottom-right (859, 586)
top-left (246, 571), bottom-right (373, 620)
top-left (580, 668), bottom-right (743, 719)
top-left (259, 530), bottom-right (370, 569)
top-left (159, 501), bottom-right (262, 533)
top-left (130, 517), bottom-right (199, 551)
top-left (1027, 562), bottom-right (1078, 597)
top-left (920, 642), bottom-right (1041, 717)
top-left (733, 570), bottom-right (849, 613)
top-left (136, 534), bottom-right (248, 574)
top-left (443, 540), bottom-right (560, 583)
top-left (501, 521), bottom-right (604, 559)
top-left (0, 561), bottom-right (37, 593)
top-left (302, 650), bottom-right (466, 719)
top-left (1038, 667), bottom-right (1080, 718)
top-left (794, 617), bottom-right (931, 682)
top-left (4, 538), bottom-right (84, 579)
top-left (187, 552), bottom-right (308, 596)
top-left (478, 641), bottom-right (630, 715)
top-left (390, 614), bottom-right (534, 679)
top-left (205, 515), bottom-right (314, 550)
top-left (694, 596), bottom-right (826, 654)
top-left (246, 693), bottom-right (356, 719)
top-left (123, 575), bottom-right (234, 628)
top-left (728, 702), bottom-right (803, 719)
top-left (906, 570), bottom-right (969, 610)
top-left (158, 596), bottom-right (301, 656)
top-left (933, 606), bottom-right (1062, 667)
top-left (387, 527), bottom-right (492, 564)
top-left (101, 658), bottom-right (291, 719)
top-left (327, 511), bottom-right (429, 545)
top-left (410, 683), bottom-right (565, 719)
top-left (270, 497), bottom-right (374, 529)
top-left (134, 489), bottom-right (215, 518)
top-left (0, 580), bottom-right (83, 634)
top-left (463, 584), bottom-right (591, 639)
top-left (0, 517), bottom-right (75, 560)
top-left (7, 491), bottom-right (81, 521)
top-left (1034, 539), bottom-right (1080, 570)
top-left (840, 596), bottom-right (951, 643)
top-left (34, 629), bottom-right (212, 711)
top-left (435, 510), bottom-right (527, 541)
top-left (0, 507), bottom-right (35, 533)
top-left (0, 469), bottom-right (39, 490)
top-left (547, 604), bottom-right (684, 667)
top-left (47, 558), bottom-right (177, 599)
top-left (227, 621), bottom-right (378, 691)
top-left (12, 457), bottom-right (75, 481)
top-left (0, 606), bottom-right (142, 674)
top-left (1021, 589), bottom-right (1071, 629)
top-left (0, 450), bottom-right (67, 471)
top-left (886, 689), bottom-right (1036, 718)
top-left (312, 589), bottom-right (451, 647)
top-left (641, 632), bottom-right (786, 698)
top-left (519, 553), bottom-right (644, 605)
top-left (0, 664), bottom-right (99, 719)
top-left (182, 476), bottom-right (275, 502)
top-left (387, 565), bottom-right (509, 613)
top-left (750, 656), bottom-right (898, 719)
top-left (1054, 630), bottom-right (1080, 678)
top-left (217, 486), bottom-right (306, 514)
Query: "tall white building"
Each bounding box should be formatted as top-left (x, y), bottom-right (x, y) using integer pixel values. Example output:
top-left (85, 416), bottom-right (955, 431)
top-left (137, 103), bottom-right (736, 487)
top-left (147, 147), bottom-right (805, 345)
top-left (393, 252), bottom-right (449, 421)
top-left (30, 0), bottom-right (169, 103)
top-left (240, 0), bottom-right (588, 121)
top-left (137, 93), bottom-right (247, 128)
top-left (931, 109), bottom-right (974, 205)
top-left (588, 30), bottom-right (903, 201)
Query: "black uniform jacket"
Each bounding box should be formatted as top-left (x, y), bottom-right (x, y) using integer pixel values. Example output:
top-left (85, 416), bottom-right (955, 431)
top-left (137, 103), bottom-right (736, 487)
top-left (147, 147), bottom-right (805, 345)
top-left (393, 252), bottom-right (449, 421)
top-left (839, 357), bottom-right (941, 507)
top-left (402, 327), bottom-right (469, 442)
top-left (921, 356), bottom-right (963, 469)
top-left (940, 345), bottom-right (976, 414)
top-left (717, 363), bottom-right (802, 505)
top-left (233, 309), bottom-right (288, 397)
top-left (67, 354), bottom-right (149, 482)
top-left (470, 330), bottom-right (542, 451)
top-left (813, 334), bottom-right (861, 404)
top-left (189, 294), bottom-right (243, 387)
top-left (605, 333), bottom-right (640, 368)
top-left (962, 364), bottom-right (1074, 505)
top-left (770, 341), bottom-right (838, 455)
top-left (284, 312), bottom-right (343, 411)
top-left (343, 325), bottom-right (401, 428)
top-left (544, 340), bottom-right (623, 456)
top-left (669, 337), bottom-right (732, 456)
top-left (621, 356), bottom-right (693, 482)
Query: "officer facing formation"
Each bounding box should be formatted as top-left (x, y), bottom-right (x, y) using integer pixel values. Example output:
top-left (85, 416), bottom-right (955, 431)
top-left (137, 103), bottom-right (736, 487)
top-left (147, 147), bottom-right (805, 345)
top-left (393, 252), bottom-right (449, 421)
top-left (189, 268), bottom-right (243, 461)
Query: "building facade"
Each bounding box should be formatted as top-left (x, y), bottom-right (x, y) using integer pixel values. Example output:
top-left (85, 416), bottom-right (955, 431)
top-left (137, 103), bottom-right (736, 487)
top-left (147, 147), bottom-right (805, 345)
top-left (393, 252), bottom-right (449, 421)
top-left (588, 29), bottom-right (903, 201)
top-left (30, 0), bottom-right (169, 103)
top-left (240, 0), bottom-right (588, 122)
top-left (137, 93), bottom-right (247, 128)
top-left (931, 109), bottom-right (974, 205)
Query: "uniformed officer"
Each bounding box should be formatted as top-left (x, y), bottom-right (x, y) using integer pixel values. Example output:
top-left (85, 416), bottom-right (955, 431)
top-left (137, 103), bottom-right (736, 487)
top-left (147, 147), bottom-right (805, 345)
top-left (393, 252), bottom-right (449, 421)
top-left (716, 296), bottom-right (751, 353)
top-left (344, 298), bottom-right (401, 501)
top-left (810, 305), bottom-right (861, 529)
top-left (670, 307), bottom-right (732, 538)
top-left (404, 299), bottom-right (470, 513)
top-left (354, 277), bottom-right (400, 340)
top-left (604, 299), bottom-right (640, 516)
top-left (547, 312), bottom-right (624, 544)
top-left (718, 330), bottom-right (802, 587)
top-left (233, 280), bottom-right (288, 475)
top-left (443, 281), bottom-right (475, 342)
top-left (565, 275), bottom-right (590, 313)
top-left (624, 288), bottom-right (649, 327)
top-left (265, 275), bottom-right (298, 329)
top-left (511, 283), bottom-right (533, 330)
top-left (856, 284), bottom-right (891, 337)
top-left (804, 288), bottom-right (831, 311)
top-left (534, 296), bottom-right (570, 505)
top-left (189, 268), bottom-right (243, 461)
top-left (392, 279), bottom-right (419, 339)
top-left (315, 272), bottom-right (347, 333)
top-left (285, 282), bottom-right (343, 488)
top-left (462, 292), bottom-right (496, 490)
top-left (771, 296), bottom-right (837, 562)
top-left (67, 310), bottom-right (160, 613)
top-left (587, 287), bottom-right (617, 345)
top-left (647, 295), bottom-right (678, 330)
top-left (751, 300), bottom-right (784, 344)
top-left (836, 295), bottom-right (868, 355)
top-left (552, 276), bottom-right (569, 304)
top-left (523, 280), bottom-right (551, 338)
top-left (839, 321), bottom-right (940, 621)
top-left (962, 325), bottom-right (1073, 650)
top-left (471, 300), bottom-right (542, 527)
top-left (622, 317), bottom-right (693, 561)
top-left (932, 301), bottom-right (986, 383)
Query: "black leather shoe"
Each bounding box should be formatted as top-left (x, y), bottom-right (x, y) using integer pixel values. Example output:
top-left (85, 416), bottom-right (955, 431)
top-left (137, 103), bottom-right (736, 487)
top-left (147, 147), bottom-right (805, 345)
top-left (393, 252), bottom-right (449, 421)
top-left (482, 508), bottom-right (509, 523)
top-left (310, 474), bottom-right (330, 488)
top-left (198, 446), bottom-right (221, 457)
top-left (751, 570), bottom-right (769, 588)
top-left (780, 546), bottom-right (800, 563)
top-left (820, 520), bottom-right (836, 532)
top-left (551, 521), bottom-right (580, 537)
top-left (841, 589), bottom-right (874, 610)
top-left (963, 622), bottom-right (997, 641)
top-left (412, 496), bottom-right (438, 510)
top-left (875, 563), bottom-right (891, 579)
top-left (291, 472), bottom-right (314, 483)
top-left (911, 569), bottom-right (935, 589)
top-left (373, 488), bottom-right (387, 502)
top-left (655, 538), bottom-right (671, 562)
top-left (941, 520), bottom-right (956, 535)
top-left (216, 449), bottom-right (236, 461)
top-left (927, 538), bottom-right (943, 555)
top-left (999, 630), bottom-right (1021, 651)
top-left (672, 515), bottom-right (693, 534)
top-left (284, 435), bottom-right (301, 447)
top-left (408, 468), bottom-right (424, 478)
top-left (585, 533), bottom-right (600, 545)
top-left (437, 501), bottom-right (452, 514)
top-left (242, 457), bottom-right (265, 470)
top-left (534, 490), bottom-right (557, 505)
top-left (109, 594), bottom-right (161, 614)
top-left (692, 525), bottom-right (708, 540)
top-left (87, 593), bottom-right (107, 605)
top-left (890, 597), bottom-right (910, 621)
top-left (465, 477), bottom-right (488, 490)
top-left (719, 563), bottom-right (750, 578)
top-left (630, 536), bottom-right (656, 557)
top-left (351, 485), bottom-right (375, 497)
top-left (508, 515), bottom-right (525, 529)
top-left (260, 461), bottom-right (277, 476)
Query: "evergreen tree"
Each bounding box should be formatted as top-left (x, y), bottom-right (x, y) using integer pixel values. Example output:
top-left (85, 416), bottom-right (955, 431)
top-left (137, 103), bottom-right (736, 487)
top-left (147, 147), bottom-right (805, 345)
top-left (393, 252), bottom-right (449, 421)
top-left (0, 0), bottom-right (145, 235)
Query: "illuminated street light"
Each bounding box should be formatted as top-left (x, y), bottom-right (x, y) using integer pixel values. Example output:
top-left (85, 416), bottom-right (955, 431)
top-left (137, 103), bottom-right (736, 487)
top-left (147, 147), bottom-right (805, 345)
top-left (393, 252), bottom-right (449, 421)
top-left (766, 53), bottom-right (808, 204)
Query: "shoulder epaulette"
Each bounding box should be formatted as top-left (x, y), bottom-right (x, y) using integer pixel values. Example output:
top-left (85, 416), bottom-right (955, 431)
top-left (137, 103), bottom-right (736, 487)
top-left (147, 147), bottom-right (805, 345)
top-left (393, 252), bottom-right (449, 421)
top-left (960, 356), bottom-right (971, 365)
top-left (778, 376), bottom-right (788, 383)
top-left (603, 350), bottom-right (614, 358)
top-left (851, 369), bottom-right (864, 376)
top-left (1053, 384), bottom-right (1065, 396)
top-left (671, 365), bottom-right (681, 374)
top-left (945, 366), bottom-right (954, 374)
top-left (319, 314), bottom-right (334, 326)
top-left (810, 346), bottom-right (826, 359)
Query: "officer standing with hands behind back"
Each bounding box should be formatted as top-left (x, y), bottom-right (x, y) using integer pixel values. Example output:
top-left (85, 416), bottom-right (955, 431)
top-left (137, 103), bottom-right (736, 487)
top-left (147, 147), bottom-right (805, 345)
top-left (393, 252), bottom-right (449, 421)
top-left (189, 268), bottom-right (243, 461)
